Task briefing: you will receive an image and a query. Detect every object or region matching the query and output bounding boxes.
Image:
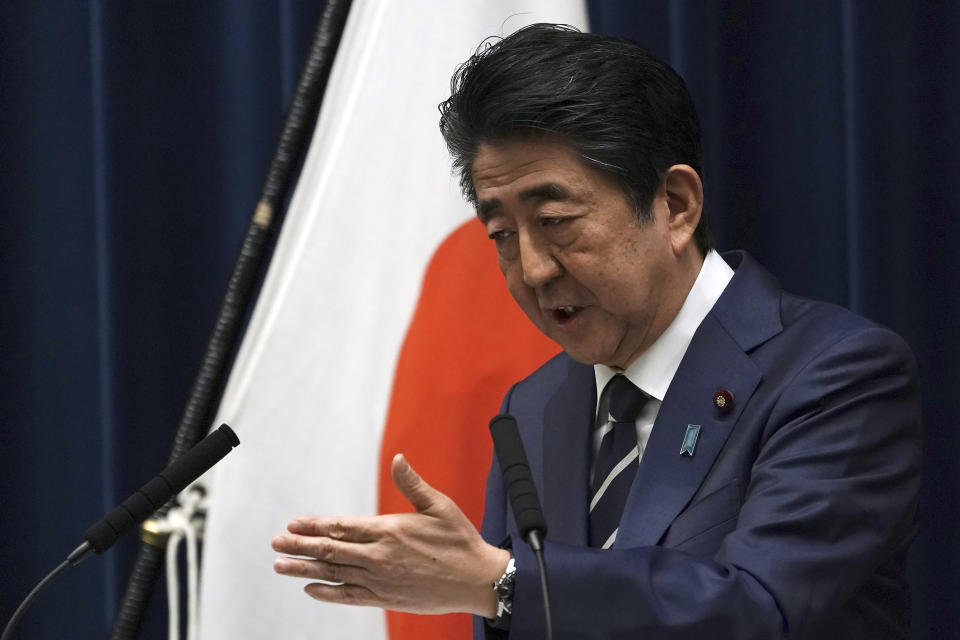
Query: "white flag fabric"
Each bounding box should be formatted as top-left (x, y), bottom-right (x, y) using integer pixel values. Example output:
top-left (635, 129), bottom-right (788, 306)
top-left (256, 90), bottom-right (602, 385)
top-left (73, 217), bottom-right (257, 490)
top-left (198, 2), bottom-right (587, 639)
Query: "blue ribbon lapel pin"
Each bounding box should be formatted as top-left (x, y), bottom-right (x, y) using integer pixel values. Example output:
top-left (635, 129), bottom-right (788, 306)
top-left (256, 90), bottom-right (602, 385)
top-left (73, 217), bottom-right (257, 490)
top-left (680, 424), bottom-right (701, 456)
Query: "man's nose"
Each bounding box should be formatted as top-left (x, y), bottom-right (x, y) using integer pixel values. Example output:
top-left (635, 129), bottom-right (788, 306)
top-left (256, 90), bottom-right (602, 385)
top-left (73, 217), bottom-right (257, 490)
top-left (518, 230), bottom-right (562, 288)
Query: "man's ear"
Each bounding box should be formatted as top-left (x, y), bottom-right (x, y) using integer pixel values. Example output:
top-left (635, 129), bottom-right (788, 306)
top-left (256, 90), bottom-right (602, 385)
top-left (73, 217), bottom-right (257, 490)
top-left (661, 164), bottom-right (703, 256)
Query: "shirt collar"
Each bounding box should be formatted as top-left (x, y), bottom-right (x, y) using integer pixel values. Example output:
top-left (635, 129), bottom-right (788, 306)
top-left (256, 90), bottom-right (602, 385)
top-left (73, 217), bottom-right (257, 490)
top-left (594, 249), bottom-right (734, 405)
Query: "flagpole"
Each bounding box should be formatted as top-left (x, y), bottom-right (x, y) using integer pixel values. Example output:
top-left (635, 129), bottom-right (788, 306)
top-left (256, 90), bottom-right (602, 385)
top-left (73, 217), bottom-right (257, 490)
top-left (108, 1), bottom-right (354, 637)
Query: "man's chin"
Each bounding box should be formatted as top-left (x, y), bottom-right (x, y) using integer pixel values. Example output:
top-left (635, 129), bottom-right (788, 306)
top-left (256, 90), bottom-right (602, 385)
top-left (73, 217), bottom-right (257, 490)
top-left (533, 316), bottom-right (618, 366)
top-left (555, 341), bottom-right (609, 367)
top-left (558, 337), bottom-right (638, 370)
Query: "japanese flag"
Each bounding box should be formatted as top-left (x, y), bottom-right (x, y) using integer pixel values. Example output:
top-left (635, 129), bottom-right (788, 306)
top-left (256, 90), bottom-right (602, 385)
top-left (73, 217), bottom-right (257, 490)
top-left (198, 1), bottom-right (587, 638)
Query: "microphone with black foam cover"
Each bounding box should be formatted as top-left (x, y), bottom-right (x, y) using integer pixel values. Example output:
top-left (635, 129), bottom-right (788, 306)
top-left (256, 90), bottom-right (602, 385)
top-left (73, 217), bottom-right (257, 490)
top-left (2, 425), bottom-right (240, 640)
top-left (489, 414), bottom-right (547, 548)
top-left (83, 423), bottom-right (240, 554)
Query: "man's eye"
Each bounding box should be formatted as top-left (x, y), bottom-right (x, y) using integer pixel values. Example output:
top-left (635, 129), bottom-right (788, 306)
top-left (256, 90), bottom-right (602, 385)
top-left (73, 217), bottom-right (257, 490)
top-left (488, 229), bottom-right (515, 241)
top-left (540, 216), bottom-right (577, 246)
top-left (540, 217), bottom-right (567, 226)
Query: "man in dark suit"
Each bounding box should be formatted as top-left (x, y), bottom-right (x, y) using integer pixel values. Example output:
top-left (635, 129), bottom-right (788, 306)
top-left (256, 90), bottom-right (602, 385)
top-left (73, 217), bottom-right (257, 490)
top-left (272, 24), bottom-right (921, 638)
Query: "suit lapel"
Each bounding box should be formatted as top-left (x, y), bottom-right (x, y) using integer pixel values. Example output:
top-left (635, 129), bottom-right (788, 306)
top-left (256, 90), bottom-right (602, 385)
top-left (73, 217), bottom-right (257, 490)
top-left (616, 315), bottom-right (761, 547)
top-left (615, 251), bottom-right (782, 548)
top-left (541, 359), bottom-right (595, 546)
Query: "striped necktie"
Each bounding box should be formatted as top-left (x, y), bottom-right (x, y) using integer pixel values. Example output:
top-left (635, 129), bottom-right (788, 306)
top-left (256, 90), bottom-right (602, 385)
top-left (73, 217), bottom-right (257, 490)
top-left (589, 374), bottom-right (649, 548)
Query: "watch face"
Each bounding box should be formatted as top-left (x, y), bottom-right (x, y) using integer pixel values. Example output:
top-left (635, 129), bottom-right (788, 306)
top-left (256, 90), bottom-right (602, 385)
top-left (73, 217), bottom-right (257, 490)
top-left (494, 574), bottom-right (514, 597)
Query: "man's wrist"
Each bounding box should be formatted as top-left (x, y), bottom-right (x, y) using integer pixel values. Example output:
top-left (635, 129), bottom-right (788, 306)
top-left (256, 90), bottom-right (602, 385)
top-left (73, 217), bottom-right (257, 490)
top-left (473, 544), bottom-right (510, 618)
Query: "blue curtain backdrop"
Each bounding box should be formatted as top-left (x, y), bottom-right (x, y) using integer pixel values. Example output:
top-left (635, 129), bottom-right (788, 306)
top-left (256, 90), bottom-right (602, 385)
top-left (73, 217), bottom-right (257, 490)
top-left (1, 2), bottom-right (956, 638)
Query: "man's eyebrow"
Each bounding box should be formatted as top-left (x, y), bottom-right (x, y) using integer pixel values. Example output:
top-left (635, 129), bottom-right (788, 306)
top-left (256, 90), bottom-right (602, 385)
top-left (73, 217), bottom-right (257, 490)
top-left (518, 182), bottom-right (569, 204)
top-left (476, 183), bottom-right (570, 223)
top-left (476, 198), bottom-right (500, 223)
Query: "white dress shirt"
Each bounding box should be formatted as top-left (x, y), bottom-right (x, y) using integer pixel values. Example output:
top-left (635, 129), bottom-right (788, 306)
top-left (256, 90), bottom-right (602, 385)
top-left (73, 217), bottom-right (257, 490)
top-left (592, 250), bottom-right (734, 462)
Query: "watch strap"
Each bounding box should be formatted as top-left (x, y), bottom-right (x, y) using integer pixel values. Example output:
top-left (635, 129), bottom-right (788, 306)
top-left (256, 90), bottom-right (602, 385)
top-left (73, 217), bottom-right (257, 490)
top-left (487, 555), bottom-right (516, 630)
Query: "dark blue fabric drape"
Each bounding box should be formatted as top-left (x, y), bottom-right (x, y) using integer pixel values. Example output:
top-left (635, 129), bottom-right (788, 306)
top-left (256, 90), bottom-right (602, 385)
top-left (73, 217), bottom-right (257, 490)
top-left (0, 2), bottom-right (324, 638)
top-left (590, 2), bottom-right (960, 637)
top-left (1, 1), bottom-right (956, 638)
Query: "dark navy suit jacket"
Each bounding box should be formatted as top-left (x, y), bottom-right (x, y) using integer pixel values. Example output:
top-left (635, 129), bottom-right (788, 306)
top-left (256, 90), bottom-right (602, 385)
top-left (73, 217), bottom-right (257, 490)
top-left (477, 252), bottom-right (921, 639)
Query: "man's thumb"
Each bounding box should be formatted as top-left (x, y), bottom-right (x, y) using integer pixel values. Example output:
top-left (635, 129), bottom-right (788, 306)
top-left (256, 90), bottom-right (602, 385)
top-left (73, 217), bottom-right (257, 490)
top-left (391, 453), bottom-right (437, 513)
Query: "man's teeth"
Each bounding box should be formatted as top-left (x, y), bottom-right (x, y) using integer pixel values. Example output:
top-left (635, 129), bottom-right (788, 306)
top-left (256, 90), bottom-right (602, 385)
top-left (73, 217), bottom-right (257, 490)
top-left (558, 306), bottom-right (577, 313)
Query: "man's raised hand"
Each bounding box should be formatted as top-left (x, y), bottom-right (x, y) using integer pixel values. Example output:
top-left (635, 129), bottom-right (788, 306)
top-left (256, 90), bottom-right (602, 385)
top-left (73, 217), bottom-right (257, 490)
top-left (272, 453), bottom-right (510, 617)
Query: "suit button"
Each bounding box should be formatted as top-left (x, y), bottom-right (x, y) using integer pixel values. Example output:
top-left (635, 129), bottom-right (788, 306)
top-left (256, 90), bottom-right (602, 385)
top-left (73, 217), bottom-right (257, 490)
top-left (714, 389), bottom-right (734, 413)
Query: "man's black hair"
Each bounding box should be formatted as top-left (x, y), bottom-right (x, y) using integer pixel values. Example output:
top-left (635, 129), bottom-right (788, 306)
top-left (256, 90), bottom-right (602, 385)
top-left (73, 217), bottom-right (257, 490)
top-left (439, 23), bottom-right (713, 254)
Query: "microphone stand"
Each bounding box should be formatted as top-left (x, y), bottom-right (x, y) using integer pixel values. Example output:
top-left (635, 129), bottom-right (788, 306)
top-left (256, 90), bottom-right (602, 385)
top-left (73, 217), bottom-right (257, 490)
top-left (0, 544), bottom-right (91, 640)
top-left (525, 530), bottom-right (553, 640)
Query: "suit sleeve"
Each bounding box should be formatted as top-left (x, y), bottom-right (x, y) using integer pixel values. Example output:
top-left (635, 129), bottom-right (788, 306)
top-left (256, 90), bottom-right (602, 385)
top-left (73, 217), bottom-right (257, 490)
top-left (484, 327), bottom-right (922, 640)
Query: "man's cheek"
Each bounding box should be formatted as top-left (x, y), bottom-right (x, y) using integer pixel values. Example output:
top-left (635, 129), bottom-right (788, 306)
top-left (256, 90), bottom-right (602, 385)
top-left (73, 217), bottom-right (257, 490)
top-left (507, 285), bottom-right (544, 329)
top-left (497, 255), bottom-right (511, 276)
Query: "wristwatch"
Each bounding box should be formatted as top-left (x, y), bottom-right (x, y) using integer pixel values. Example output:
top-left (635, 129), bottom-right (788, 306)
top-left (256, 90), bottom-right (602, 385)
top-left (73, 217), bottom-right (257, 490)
top-left (488, 555), bottom-right (516, 630)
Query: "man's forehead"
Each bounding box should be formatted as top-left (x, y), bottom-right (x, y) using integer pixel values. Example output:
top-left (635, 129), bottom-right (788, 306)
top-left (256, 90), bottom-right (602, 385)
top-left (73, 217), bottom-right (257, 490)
top-left (472, 141), bottom-right (587, 192)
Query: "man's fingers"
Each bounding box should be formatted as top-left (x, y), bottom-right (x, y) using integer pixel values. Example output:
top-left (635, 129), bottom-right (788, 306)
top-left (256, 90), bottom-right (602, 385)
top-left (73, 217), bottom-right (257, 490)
top-left (390, 453), bottom-right (440, 512)
top-left (271, 534), bottom-right (375, 568)
top-left (303, 582), bottom-right (381, 607)
top-left (287, 516), bottom-right (379, 541)
top-left (273, 557), bottom-right (367, 585)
